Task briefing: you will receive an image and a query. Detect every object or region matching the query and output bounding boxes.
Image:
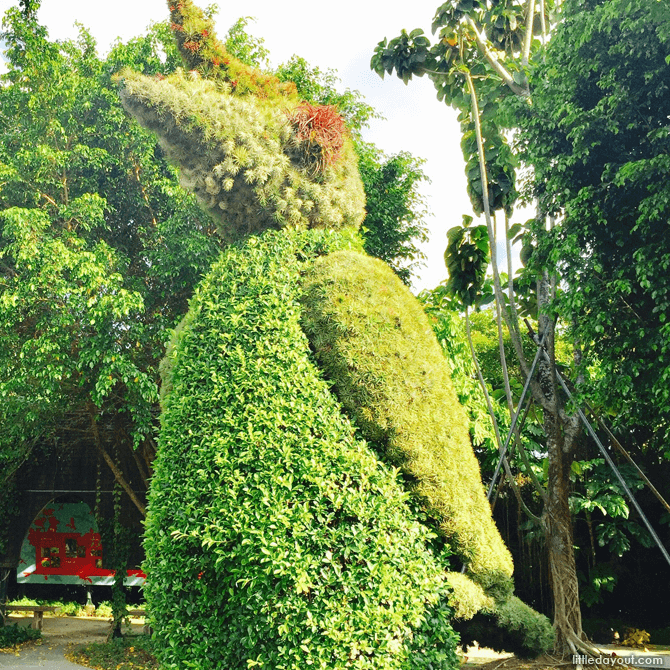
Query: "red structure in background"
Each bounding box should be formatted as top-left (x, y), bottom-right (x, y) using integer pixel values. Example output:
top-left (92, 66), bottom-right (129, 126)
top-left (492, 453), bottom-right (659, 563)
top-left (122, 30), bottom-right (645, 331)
top-left (18, 502), bottom-right (145, 586)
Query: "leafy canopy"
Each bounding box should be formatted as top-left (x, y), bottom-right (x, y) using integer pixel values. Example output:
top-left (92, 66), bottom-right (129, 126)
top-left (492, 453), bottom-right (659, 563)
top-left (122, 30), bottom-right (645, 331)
top-left (515, 0), bottom-right (670, 455)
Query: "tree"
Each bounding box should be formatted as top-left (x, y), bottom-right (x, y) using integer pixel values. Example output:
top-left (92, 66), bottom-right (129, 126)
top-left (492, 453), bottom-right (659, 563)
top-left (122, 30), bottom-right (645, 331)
top-left (0, 0), bottom-right (434, 562)
top-left (0, 5), bottom-right (220, 532)
top-left (515, 0), bottom-right (670, 459)
top-left (358, 145), bottom-right (428, 284)
top-left (370, 0), bottom-right (597, 654)
top-left (372, 0), bottom-right (670, 652)
top-left (421, 291), bottom-right (662, 615)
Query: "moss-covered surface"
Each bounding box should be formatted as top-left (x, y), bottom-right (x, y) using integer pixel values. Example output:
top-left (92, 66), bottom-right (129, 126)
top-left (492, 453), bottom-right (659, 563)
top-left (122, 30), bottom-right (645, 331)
top-left (299, 250), bottom-right (514, 593)
top-left (117, 71), bottom-right (364, 242)
top-left (146, 229), bottom-right (460, 669)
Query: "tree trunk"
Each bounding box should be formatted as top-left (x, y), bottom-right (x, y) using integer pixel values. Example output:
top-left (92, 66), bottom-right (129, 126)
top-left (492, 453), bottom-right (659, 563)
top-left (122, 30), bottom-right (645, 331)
top-left (536, 271), bottom-right (584, 654)
top-left (543, 410), bottom-right (582, 652)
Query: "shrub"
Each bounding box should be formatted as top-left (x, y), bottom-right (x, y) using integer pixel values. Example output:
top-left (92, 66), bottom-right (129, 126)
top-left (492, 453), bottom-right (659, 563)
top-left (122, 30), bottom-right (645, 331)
top-left (145, 229), bottom-right (460, 670)
top-left (299, 250), bottom-right (514, 595)
top-left (455, 596), bottom-right (555, 658)
top-left (5, 597), bottom-right (82, 617)
top-left (0, 623), bottom-right (41, 648)
top-left (70, 635), bottom-right (159, 670)
top-left (445, 572), bottom-right (494, 621)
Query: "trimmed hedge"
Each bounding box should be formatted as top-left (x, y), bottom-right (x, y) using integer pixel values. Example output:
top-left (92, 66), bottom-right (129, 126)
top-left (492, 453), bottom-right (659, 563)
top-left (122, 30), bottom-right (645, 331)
top-left (117, 72), bottom-right (365, 242)
top-left (455, 596), bottom-right (555, 658)
top-left (445, 572), bottom-right (494, 621)
top-left (299, 250), bottom-right (514, 594)
top-left (146, 229), bottom-right (460, 670)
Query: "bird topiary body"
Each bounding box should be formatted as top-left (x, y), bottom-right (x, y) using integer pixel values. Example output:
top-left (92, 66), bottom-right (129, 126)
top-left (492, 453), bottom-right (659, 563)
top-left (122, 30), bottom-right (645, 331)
top-left (118, 2), bottom-right (553, 667)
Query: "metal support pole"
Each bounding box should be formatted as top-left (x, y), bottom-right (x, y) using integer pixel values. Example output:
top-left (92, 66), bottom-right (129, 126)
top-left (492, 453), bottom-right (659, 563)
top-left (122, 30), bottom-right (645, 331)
top-left (486, 328), bottom-right (547, 500)
top-left (553, 369), bottom-right (670, 569)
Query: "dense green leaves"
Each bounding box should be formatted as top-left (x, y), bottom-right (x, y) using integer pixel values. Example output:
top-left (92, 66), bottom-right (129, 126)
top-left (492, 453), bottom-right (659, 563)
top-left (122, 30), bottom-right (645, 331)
top-left (300, 247), bottom-right (514, 592)
top-left (357, 145), bottom-right (429, 284)
top-left (146, 229), bottom-right (460, 669)
top-left (274, 57), bottom-right (429, 284)
top-left (444, 216), bottom-right (490, 307)
top-left (516, 0), bottom-right (670, 455)
top-left (0, 6), bottom-right (220, 524)
top-left (276, 55), bottom-right (378, 136)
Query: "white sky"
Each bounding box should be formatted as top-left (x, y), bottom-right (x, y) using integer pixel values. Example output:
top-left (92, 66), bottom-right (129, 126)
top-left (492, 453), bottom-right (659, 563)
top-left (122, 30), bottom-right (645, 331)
top-left (1, 0), bottom-right (521, 292)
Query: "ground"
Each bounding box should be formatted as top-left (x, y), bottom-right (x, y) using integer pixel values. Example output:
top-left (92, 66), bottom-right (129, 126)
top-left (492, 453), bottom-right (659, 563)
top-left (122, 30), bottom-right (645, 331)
top-left (3, 614), bottom-right (670, 669)
top-left (1, 614), bottom-right (145, 668)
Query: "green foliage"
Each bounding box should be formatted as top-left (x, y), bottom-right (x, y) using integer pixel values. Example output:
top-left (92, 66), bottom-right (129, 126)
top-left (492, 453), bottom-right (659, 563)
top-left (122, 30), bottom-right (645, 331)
top-left (0, 623), bottom-right (41, 648)
top-left (146, 228), bottom-right (460, 670)
top-left (71, 635), bottom-right (159, 670)
top-left (299, 249), bottom-right (513, 594)
top-left (117, 70), bottom-right (365, 241)
top-left (299, 253), bottom-right (555, 653)
top-left (456, 596), bottom-right (555, 658)
top-left (516, 0), bottom-right (670, 457)
top-left (445, 572), bottom-right (494, 620)
top-left (167, 0), bottom-right (297, 100)
top-left (444, 216), bottom-right (490, 307)
top-left (370, 8), bottom-right (522, 217)
top-left (577, 563), bottom-right (617, 608)
top-left (419, 292), bottom-right (499, 457)
top-left (98, 479), bottom-right (132, 635)
top-left (223, 16), bottom-right (270, 69)
top-left (0, 4), bottom-right (222, 527)
top-left (274, 57), bottom-right (429, 284)
top-left (357, 144), bottom-right (429, 285)
top-left (276, 56), bottom-right (378, 135)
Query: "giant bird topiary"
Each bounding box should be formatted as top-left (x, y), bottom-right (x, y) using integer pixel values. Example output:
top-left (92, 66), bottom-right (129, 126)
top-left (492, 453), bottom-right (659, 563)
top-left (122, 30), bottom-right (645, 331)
top-left (117, 2), bottom-right (554, 667)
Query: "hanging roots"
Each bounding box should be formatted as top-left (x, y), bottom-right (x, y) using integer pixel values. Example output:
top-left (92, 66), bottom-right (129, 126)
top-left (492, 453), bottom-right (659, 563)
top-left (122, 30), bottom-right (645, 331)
top-left (287, 103), bottom-right (346, 175)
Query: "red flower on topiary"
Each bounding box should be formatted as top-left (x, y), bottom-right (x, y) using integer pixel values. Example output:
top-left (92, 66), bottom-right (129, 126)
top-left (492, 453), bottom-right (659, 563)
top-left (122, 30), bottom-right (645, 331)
top-left (287, 103), bottom-right (347, 173)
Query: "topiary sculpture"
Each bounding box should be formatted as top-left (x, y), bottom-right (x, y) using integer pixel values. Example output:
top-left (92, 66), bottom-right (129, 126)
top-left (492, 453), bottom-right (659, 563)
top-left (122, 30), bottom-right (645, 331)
top-left (117, 2), bottom-right (554, 667)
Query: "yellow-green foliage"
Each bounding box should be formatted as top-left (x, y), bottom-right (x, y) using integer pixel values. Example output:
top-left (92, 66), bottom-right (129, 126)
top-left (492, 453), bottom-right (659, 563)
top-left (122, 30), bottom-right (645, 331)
top-left (445, 572), bottom-right (494, 621)
top-left (117, 71), bottom-right (364, 241)
top-left (455, 594), bottom-right (554, 658)
top-left (299, 250), bottom-right (514, 593)
top-left (168, 0), bottom-right (298, 100)
top-left (622, 629), bottom-right (651, 648)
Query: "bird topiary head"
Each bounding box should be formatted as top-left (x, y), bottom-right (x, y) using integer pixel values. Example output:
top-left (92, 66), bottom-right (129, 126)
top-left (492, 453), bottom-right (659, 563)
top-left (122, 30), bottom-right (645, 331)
top-left (117, 0), bottom-right (365, 242)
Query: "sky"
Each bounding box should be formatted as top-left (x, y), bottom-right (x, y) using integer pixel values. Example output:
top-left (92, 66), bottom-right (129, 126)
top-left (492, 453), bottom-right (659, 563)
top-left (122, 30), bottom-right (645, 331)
top-left (0, 0), bottom-right (520, 292)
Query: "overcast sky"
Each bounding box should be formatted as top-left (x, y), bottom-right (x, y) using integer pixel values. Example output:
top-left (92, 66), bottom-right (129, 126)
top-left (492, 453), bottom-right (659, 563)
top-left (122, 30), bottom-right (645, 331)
top-left (1, 0), bottom-right (520, 292)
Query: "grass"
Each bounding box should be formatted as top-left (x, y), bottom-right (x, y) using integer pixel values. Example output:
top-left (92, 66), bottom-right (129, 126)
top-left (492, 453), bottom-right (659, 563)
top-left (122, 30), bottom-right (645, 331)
top-left (67, 635), bottom-right (159, 670)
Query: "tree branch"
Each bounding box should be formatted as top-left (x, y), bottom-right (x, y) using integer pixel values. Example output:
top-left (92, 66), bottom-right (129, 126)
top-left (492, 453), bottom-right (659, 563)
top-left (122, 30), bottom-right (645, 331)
top-left (465, 70), bottom-right (549, 411)
top-left (466, 17), bottom-right (530, 97)
top-left (88, 404), bottom-right (146, 517)
top-left (466, 310), bottom-right (541, 523)
top-left (522, 0), bottom-right (536, 66)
